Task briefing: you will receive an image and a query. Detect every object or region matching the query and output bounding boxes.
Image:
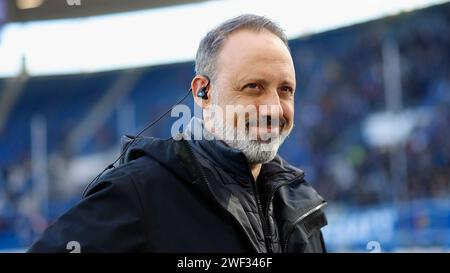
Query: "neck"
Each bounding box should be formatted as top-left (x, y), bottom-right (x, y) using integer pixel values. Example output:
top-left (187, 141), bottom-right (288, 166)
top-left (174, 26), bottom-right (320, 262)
top-left (250, 163), bottom-right (262, 182)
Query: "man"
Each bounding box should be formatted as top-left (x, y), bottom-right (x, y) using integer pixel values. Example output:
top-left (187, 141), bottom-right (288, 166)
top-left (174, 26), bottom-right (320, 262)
top-left (29, 14), bottom-right (327, 253)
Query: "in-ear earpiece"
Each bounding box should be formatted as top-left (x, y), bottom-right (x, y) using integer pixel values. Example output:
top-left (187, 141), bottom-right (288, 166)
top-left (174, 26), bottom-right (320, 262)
top-left (197, 76), bottom-right (210, 99)
top-left (197, 87), bottom-right (208, 99)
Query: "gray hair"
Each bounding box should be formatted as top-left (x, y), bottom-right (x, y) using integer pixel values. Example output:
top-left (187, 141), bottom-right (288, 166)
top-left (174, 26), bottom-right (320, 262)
top-left (195, 14), bottom-right (289, 82)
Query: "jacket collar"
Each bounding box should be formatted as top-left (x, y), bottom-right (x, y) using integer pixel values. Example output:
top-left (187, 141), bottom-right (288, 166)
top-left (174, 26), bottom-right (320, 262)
top-left (183, 117), bottom-right (250, 176)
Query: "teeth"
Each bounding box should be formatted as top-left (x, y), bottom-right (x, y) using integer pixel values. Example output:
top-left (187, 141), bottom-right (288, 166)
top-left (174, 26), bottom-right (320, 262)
top-left (245, 119), bottom-right (286, 127)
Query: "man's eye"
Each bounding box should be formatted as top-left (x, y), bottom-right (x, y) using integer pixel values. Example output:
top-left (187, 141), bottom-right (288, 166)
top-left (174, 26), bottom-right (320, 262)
top-left (280, 86), bottom-right (294, 94)
top-left (245, 83), bottom-right (260, 89)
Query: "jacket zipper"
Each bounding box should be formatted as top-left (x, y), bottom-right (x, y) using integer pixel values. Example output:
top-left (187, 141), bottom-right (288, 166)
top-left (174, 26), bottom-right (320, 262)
top-left (182, 139), bottom-right (260, 252)
top-left (260, 173), bottom-right (305, 252)
top-left (282, 201), bottom-right (327, 253)
top-left (251, 180), bottom-right (273, 253)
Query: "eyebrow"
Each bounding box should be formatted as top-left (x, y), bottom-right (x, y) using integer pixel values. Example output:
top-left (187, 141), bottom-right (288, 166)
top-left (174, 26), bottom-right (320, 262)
top-left (279, 80), bottom-right (296, 87)
top-left (240, 78), bottom-right (295, 87)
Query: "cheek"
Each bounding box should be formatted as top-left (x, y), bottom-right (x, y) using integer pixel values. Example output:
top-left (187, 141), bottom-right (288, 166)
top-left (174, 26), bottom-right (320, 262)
top-left (228, 93), bottom-right (251, 106)
top-left (215, 87), bottom-right (241, 106)
top-left (282, 101), bottom-right (295, 124)
top-left (219, 93), bottom-right (250, 121)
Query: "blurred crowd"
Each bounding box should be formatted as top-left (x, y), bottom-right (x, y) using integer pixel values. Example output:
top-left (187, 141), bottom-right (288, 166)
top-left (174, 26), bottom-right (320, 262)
top-left (286, 3), bottom-right (450, 205)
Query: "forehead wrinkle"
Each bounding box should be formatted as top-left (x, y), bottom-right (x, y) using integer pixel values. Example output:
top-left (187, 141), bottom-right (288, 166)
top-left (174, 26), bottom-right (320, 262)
top-left (236, 65), bottom-right (296, 86)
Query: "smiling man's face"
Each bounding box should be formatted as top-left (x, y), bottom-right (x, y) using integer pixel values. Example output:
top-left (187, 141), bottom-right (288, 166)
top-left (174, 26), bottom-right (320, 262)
top-left (204, 28), bottom-right (296, 164)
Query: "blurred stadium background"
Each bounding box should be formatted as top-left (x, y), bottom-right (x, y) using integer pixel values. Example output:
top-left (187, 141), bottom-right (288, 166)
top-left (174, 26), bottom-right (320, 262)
top-left (0, 0), bottom-right (449, 252)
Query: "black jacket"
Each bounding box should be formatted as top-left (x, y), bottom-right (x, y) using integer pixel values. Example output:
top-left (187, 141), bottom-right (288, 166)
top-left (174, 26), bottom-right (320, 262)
top-left (28, 130), bottom-right (328, 253)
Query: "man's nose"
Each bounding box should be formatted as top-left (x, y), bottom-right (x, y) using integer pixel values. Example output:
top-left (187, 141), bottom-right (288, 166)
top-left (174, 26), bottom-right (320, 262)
top-left (257, 90), bottom-right (284, 119)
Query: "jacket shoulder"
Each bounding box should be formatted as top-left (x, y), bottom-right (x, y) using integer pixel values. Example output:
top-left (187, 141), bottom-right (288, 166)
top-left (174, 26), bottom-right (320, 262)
top-left (29, 163), bottom-right (148, 252)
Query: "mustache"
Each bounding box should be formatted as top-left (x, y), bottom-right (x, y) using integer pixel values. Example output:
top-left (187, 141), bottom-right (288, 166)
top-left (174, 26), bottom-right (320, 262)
top-left (245, 116), bottom-right (287, 129)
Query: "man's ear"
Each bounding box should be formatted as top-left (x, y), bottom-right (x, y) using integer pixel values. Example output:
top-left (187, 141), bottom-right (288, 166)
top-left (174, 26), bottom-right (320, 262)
top-left (191, 75), bottom-right (212, 109)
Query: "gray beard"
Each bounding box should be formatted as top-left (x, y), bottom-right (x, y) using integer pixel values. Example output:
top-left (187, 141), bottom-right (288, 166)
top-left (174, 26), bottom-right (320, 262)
top-left (216, 118), bottom-right (289, 164)
top-left (224, 139), bottom-right (280, 164)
